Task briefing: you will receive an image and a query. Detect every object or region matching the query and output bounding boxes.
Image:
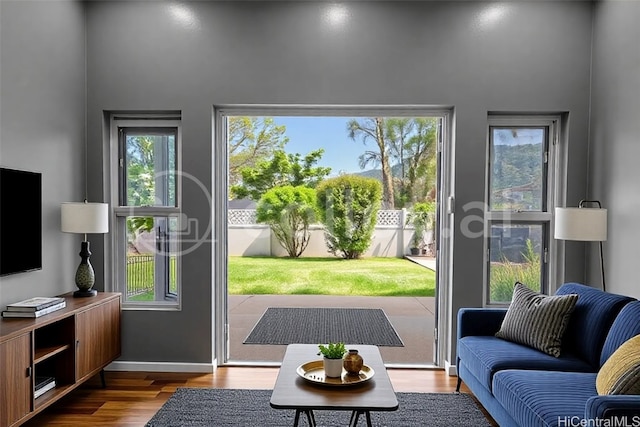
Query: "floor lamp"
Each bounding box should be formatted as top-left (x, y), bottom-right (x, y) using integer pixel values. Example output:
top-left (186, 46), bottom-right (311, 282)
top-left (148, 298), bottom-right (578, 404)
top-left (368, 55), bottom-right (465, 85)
top-left (554, 200), bottom-right (608, 292)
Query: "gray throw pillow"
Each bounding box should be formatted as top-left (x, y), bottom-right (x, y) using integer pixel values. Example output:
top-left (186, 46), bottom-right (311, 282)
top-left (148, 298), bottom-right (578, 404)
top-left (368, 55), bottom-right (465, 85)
top-left (495, 282), bottom-right (578, 357)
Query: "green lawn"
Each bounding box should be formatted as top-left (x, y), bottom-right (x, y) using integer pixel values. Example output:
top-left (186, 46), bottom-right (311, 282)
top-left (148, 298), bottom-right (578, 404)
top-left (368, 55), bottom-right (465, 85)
top-left (228, 256), bottom-right (435, 297)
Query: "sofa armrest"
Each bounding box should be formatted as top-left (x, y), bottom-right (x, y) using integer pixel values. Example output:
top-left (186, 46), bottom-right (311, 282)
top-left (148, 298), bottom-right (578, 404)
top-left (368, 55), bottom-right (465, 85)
top-left (585, 395), bottom-right (640, 420)
top-left (457, 308), bottom-right (508, 339)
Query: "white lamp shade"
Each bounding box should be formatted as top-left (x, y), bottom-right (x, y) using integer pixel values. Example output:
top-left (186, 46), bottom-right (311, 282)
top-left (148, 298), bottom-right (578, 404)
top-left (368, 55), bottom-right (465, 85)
top-left (554, 207), bottom-right (607, 241)
top-left (61, 202), bottom-right (109, 234)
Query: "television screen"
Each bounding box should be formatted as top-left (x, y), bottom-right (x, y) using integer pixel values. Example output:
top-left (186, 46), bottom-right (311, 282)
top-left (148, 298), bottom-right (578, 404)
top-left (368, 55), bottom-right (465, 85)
top-left (0, 167), bottom-right (42, 276)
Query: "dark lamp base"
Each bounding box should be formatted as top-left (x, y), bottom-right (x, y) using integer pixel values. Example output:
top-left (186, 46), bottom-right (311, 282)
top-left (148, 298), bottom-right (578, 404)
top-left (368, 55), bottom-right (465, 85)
top-left (74, 289), bottom-right (98, 298)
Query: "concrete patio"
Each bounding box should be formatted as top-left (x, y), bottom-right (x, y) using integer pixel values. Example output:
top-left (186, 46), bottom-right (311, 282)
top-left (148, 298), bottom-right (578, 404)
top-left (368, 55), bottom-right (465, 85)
top-left (227, 294), bottom-right (436, 367)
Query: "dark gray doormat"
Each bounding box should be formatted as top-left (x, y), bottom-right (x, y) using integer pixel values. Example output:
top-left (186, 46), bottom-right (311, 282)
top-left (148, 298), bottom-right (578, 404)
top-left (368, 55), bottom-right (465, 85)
top-left (146, 388), bottom-right (492, 427)
top-left (243, 307), bottom-right (404, 347)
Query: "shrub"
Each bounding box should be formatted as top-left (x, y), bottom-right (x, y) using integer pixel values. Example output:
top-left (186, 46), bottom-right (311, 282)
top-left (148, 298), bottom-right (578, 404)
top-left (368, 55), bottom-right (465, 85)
top-left (316, 175), bottom-right (382, 259)
top-left (256, 185), bottom-right (317, 258)
top-left (406, 201), bottom-right (436, 249)
top-left (490, 239), bottom-right (541, 302)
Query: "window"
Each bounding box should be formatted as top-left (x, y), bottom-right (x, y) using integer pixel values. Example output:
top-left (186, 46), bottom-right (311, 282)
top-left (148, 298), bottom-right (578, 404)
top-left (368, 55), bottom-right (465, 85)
top-left (111, 116), bottom-right (181, 308)
top-left (485, 117), bottom-right (559, 304)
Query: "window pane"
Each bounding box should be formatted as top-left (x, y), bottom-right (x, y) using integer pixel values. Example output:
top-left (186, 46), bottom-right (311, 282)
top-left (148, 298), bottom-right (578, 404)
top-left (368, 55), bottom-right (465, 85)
top-left (490, 128), bottom-right (546, 211)
top-left (125, 216), bottom-right (178, 302)
top-left (489, 224), bottom-right (543, 303)
top-left (124, 130), bottom-right (176, 207)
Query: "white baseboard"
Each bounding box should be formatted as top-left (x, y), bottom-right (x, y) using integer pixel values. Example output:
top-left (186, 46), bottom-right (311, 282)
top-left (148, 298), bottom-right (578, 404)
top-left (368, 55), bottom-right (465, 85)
top-left (106, 360), bottom-right (217, 373)
top-left (444, 359), bottom-right (457, 376)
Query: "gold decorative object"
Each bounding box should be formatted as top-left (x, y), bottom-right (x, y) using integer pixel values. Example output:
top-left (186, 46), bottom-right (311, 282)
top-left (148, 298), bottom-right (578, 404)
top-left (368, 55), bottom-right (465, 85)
top-left (343, 349), bottom-right (364, 375)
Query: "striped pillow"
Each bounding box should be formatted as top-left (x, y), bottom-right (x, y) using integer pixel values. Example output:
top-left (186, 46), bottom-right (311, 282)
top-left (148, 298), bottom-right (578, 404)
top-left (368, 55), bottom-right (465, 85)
top-left (495, 282), bottom-right (579, 357)
top-left (597, 334), bottom-right (640, 395)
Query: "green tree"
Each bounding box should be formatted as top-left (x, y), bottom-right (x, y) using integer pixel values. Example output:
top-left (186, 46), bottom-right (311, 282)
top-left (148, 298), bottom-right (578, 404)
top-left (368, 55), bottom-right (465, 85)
top-left (125, 134), bottom-right (177, 235)
top-left (126, 136), bottom-right (155, 207)
top-left (228, 117), bottom-right (289, 187)
top-left (402, 118), bottom-right (438, 204)
top-left (348, 117), bottom-right (438, 209)
top-left (256, 186), bottom-right (317, 258)
top-left (316, 175), bottom-right (382, 259)
top-left (348, 118), bottom-right (395, 209)
top-left (231, 149), bottom-right (331, 201)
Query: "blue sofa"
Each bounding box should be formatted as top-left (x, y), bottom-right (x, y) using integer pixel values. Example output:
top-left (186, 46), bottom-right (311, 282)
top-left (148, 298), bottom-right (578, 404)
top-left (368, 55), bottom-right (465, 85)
top-left (456, 283), bottom-right (640, 426)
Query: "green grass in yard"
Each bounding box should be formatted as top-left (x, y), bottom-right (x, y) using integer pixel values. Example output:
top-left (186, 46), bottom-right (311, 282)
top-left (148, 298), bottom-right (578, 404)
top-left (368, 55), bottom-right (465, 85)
top-left (228, 256), bottom-right (435, 297)
top-left (128, 292), bottom-right (154, 301)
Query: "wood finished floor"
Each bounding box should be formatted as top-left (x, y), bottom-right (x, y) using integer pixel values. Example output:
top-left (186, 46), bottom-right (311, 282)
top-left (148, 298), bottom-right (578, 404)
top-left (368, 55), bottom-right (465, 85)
top-left (23, 368), bottom-right (497, 426)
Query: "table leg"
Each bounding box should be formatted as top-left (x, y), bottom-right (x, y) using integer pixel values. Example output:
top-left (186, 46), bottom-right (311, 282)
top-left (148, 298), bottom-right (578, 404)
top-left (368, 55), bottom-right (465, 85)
top-left (349, 410), bottom-right (372, 427)
top-left (305, 410), bottom-right (316, 426)
top-left (365, 411), bottom-right (372, 427)
top-left (293, 409), bottom-right (316, 427)
top-left (349, 410), bottom-right (360, 426)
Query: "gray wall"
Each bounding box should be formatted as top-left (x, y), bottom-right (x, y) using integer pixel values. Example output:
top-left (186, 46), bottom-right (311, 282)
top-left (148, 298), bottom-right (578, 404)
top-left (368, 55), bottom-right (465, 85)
top-left (589, 0), bottom-right (640, 298)
top-left (0, 1), bottom-right (86, 305)
top-left (85, 1), bottom-right (593, 365)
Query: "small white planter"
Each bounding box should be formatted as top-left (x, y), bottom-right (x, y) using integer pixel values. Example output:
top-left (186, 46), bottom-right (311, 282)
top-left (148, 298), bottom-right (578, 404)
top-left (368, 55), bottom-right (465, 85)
top-left (323, 357), bottom-right (344, 378)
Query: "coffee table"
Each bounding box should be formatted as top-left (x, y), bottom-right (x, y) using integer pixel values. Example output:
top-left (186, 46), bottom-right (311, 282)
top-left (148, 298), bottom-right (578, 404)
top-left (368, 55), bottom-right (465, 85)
top-left (270, 344), bottom-right (398, 427)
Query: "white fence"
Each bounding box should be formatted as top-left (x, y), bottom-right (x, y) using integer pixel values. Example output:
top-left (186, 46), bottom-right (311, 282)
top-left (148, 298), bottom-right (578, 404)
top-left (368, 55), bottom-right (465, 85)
top-left (228, 209), bottom-right (431, 258)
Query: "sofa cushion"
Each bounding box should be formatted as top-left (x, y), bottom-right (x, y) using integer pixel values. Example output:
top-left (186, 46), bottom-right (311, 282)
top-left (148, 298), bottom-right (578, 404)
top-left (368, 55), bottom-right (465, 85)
top-left (556, 283), bottom-right (635, 368)
top-left (600, 301), bottom-right (640, 366)
top-left (496, 283), bottom-right (578, 357)
top-left (597, 334), bottom-right (640, 395)
top-left (458, 335), bottom-right (593, 391)
top-left (492, 369), bottom-right (598, 427)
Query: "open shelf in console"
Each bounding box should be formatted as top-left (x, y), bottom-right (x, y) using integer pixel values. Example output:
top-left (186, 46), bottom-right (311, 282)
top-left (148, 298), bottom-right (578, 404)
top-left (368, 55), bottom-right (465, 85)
top-left (33, 316), bottom-right (74, 359)
top-left (32, 316), bottom-right (75, 402)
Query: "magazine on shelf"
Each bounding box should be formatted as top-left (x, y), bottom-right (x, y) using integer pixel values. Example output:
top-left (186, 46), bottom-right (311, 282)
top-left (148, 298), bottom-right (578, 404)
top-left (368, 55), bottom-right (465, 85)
top-left (6, 297), bottom-right (65, 312)
top-left (34, 376), bottom-right (55, 391)
top-left (1, 301), bottom-right (66, 318)
top-left (34, 377), bottom-right (56, 398)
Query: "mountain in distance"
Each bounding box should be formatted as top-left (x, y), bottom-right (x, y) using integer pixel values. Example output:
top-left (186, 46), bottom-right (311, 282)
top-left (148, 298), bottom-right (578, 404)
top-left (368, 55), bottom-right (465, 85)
top-left (351, 143), bottom-right (540, 188)
top-left (353, 163), bottom-right (404, 181)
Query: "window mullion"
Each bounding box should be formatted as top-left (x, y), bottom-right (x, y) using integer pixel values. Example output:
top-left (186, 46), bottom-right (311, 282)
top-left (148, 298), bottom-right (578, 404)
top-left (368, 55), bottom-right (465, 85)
top-left (113, 207), bottom-right (180, 217)
top-left (485, 211), bottom-right (551, 222)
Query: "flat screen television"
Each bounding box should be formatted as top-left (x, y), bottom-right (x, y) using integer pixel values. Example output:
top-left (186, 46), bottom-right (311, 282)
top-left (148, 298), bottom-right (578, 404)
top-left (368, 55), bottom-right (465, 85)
top-left (0, 167), bottom-right (42, 276)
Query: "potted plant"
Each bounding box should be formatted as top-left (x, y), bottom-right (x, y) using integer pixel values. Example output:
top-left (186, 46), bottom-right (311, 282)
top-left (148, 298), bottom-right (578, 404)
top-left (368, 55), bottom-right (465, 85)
top-left (318, 342), bottom-right (347, 377)
top-left (409, 223), bottom-right (425, 255)
top-left (406, 201), bottom-right (435, 256)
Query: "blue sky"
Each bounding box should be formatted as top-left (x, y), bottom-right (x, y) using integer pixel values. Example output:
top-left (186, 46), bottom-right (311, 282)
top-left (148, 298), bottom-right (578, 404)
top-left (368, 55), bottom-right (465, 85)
top-left (269, 118), bottom-right (541, 175)
top-left (272, 116), bottom-right (369, 175)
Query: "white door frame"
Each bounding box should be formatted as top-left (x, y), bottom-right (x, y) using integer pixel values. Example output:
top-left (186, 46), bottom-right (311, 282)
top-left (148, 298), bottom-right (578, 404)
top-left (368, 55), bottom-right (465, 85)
top-left (213, 105), bottom-right (454, 368)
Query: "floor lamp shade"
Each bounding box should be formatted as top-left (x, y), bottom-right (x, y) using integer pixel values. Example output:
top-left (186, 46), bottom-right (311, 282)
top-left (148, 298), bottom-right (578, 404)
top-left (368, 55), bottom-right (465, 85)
top-left (61, 202), bottom-right (109, 297)
top-left (554, 207), bottom-right (607, 242)
top-left (555, 204), bottom-right (607, 292)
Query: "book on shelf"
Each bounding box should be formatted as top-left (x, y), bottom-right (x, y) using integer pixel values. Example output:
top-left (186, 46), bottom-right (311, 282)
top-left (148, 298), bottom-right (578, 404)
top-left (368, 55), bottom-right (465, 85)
top-left (34, 376), bottom-right (56, 398)
top-left (6, 297), bottom-right (65, 312)
top-left (1, 301), bottom-right (66, 318)
top-left (34, 376), bottom-right (55, 390)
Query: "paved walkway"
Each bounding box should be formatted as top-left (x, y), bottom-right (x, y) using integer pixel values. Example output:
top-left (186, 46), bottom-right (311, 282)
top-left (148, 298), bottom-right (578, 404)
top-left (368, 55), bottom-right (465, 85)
top-left (228, 294), bottom-right (436, 367)
top-left (405, 255), bottom-right (436, 271)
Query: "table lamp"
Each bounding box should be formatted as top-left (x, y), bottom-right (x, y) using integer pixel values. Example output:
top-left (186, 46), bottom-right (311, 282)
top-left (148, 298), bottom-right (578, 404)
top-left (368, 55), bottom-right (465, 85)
top-left (61, 201), bottom-right (109, 297)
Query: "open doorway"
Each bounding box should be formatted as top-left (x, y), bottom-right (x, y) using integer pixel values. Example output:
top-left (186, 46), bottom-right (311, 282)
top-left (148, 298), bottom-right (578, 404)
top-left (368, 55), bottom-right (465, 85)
top-left (216, 108), bottom-right (449, 368)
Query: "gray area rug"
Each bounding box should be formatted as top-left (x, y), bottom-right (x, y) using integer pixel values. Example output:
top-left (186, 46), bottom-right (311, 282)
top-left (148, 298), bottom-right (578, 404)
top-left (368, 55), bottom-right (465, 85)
top-left (146, 388), bottom-right (491, 427)
top-left (243, 307), bottom-right (404, 347)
